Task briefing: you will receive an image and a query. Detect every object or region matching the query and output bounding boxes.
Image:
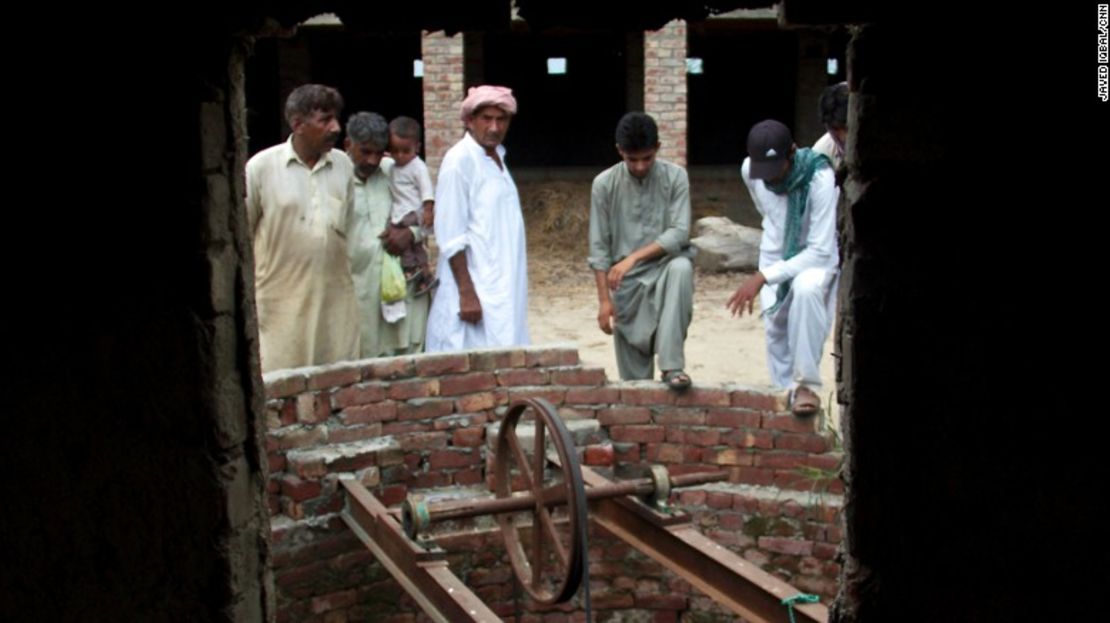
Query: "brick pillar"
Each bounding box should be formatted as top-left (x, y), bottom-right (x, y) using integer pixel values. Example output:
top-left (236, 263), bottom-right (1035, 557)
top-left (644, 20), bottom-right (687, 167)
top-left (421, 31), bottom-right (464, 179)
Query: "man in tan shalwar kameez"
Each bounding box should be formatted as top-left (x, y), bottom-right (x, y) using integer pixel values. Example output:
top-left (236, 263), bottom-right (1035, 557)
top-left (246, 84), bottom-right (360, 372)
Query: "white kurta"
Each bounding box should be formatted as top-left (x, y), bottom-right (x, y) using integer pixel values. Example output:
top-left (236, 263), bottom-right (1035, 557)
top-left (389, 156), bottom-right (435, 225)
top-left (425, 132), bottom-right (529, 352)
top-left (246, 138), bottom-right (360, 373)
top-left (741, 158), bottom-right (839, 391)
top-left (347, 158), bottom-right (430, 358)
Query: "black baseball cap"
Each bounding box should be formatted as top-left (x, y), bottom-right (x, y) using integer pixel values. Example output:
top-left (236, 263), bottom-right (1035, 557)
top-left (747, 119), bottom-right (794, 180)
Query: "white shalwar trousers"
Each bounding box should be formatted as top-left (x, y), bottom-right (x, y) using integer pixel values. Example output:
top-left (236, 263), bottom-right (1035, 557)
top-left (762, 267), bottom-right (838, 392)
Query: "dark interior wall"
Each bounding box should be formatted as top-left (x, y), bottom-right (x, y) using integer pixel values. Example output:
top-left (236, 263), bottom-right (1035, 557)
top-left (480, 28), bottom-right (636, 167)
top-left (687, 22), bottom-right (797, 165)
top-left (831, 5), bottom-right (1106, 622)
top-left (246, 28), bottom-right (425, 156)
top-left (3, 10), bottom-right (272, 623)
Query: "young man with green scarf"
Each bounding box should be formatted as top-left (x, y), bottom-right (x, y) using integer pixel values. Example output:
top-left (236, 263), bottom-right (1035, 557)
top-left (727, 119), bottom-right (839, 416)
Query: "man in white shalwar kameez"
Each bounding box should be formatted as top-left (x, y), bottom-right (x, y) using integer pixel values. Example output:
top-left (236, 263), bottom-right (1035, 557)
top-left (246, 84), bottom-right (360, 373)
top-left (343, 112), bottom-right (429, 358)
top-left (728, 120), bottom-right (839, 416)
top-left (589, 112), bottom-right (695, 389)
top-left (425, 85), bottom-right (529, 351)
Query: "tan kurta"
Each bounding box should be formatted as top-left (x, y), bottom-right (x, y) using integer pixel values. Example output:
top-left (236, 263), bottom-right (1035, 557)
top-left (348, 158), bottom-right (429, 358)
top-left (246, 137), bottom-right (360, 372)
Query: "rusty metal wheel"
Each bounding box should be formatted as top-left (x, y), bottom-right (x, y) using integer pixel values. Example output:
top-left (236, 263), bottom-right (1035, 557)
top-left (493, 398), bottom-right (587, 605)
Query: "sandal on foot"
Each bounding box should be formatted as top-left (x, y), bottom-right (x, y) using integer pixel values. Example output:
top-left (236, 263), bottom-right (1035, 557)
top-left (791, 386), bottom-right (821, 417)
top-left (661, 369), bottom-right (692, 391)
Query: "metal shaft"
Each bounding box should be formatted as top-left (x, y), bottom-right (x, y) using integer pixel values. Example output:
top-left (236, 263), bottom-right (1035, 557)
top-left (421, 470), bottom-right (726, 524)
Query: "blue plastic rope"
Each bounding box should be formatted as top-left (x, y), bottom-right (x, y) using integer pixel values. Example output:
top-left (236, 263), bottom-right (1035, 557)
top-left (782, 593), bottom-right (820, 623)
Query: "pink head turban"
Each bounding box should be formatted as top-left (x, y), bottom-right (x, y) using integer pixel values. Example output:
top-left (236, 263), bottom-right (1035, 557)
top-left (459, 85), bottom-right (518, 121)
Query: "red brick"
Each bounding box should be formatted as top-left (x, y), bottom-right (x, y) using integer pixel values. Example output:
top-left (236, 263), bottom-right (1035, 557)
top-left (382, 421), bottom-right (432, 435)
top-left (549, 367), bottom-right (607, 386)
top-left (307, 365), bottom-right (361, 390)
top-left (723, 428), bottom-right (774, 449)
top-left (470, 349), bottom-right (525, 371)
top-left (776, 432), bottom-right (830, 453)
top-left (327, 424), bottom-right (384, 444)
top-left (803, 523), bottom-right (828, 541)
top-left (414, 353), bottom-right (470, 376)
top-left (379, 485), bottom-right (407, 506)
top-left (362, 357), bottom-right (414, 380)
top-left (653, 408), bottom-right (706, 426)
top-left (755, 452), bottom-right (806, 469)
top-left (758, 537), bottom-right (814, 556)
top-left (311, 588), bottom-right (357, 614)
top-left (397, 432), bottom-right (448, 450)
top-left (620, 386), bottom-right (675, 406)
top-left (564, 386), bottom-right (620, 404)
top-left (454, 467), bottom-right (483, 485)
top-left (339, 402), bottom-right (397, 425)
top-left (268, 453), bottom-right (286, 473)
top-left (279, 498), bottom-right (304, 519)
top-left (763, 413), bottom-right (822, 433)
top-left (677, 427), bottom-right (722, 446)
top-left (329, 451), bottom-right (379, 473)
top-left (643, 441), bottom-right (683, 461)
top-left (397, 398), bottom-right (455, 421)
top-left (598, 407), bottom-right (651, 425)
top-left (452, 426), bottom-right (486, 447)
top-left (651, 611), bottom-right (679, 623)
top-left (387, 379), bottom-right (439, 400)
top-left (270, 426), bottom-right (327, 451)
top-left (525, 348), bottom-right (578, 367)
top-left (610, 425), bottom-right (666, 443)
top-left (812, 539), bottom-right (834, 559)
top-left (452, 391), bottom-right (496, 413)
top-left (440, 372), bottom-right (497, 396)
top-left (666, 463), bottom-right (719, 477)
top-left (718, 511), bottom-right (746, 531)
top-left (806, 453), bottom-right (843, 471)
top-left (268, 494), bottom-right (281, 516)
top-left (705, 448), bottom-right (755, 466)
top-left (430, 449), bottom-right (482, 469)
top-left (590, 592), bottom-right (634, 609)
top-left (706, 408), bottom-right (761, 429)
top-left (730, 466), bottom-right (775, 486)
top-left (277, 399), bottom-right (298, 427)
top-left (706, 491), bottom-right (733, 509)
top-left (296, 392), bottom-right (330, 425)
top-left (635, 594), bottom-right (688, 610)
top-left (774, 470), bottom-right (818, 490)
top-left (730, 388), bottom-right (783, 411)
top-left (508, 386), bottom-right (568, 406)
top-left (264, 371), bottom-right (307, 399)
top-left (679, 490), bottom-right (706, 506)
top-left (614, 443), bottom-right (640, 463)
top-left (583, 444), bottom-right (614, 466)
top-left (496, 368), bottom-right (549, 386)
top-left (674, 388), bottom-right (730, 407)
top-left (266, 477), bottom-right (280, 494)
top-left (331, 382), bottom-right (387, 408)
top-left (411, 472), bottom-right (451, 488)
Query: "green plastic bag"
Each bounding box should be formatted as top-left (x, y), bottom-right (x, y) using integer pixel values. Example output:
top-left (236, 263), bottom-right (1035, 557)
top-left (381, 254), bottom-right (406, 303)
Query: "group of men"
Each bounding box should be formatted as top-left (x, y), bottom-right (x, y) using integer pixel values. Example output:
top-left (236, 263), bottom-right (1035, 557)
top-left (247, 80), bottom-right (848, 417)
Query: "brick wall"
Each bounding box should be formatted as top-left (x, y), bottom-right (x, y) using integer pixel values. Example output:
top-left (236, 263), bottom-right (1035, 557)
top-left (644, 20), bottom-right (688, 167)
top-left (265, 346), bottom-right (841, 622)
top-left (421, 31), bottom-right (464, 179)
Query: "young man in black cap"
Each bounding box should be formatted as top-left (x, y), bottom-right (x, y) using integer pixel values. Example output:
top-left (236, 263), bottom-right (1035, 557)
top-left (727, 119), bottom-right (839, 416)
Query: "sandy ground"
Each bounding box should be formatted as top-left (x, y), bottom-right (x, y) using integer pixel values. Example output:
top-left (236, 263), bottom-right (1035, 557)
top-left (526, 255), bottom-right (838, 419)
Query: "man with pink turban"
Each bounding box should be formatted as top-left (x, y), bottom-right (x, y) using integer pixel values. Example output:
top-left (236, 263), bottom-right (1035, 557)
top-left (425, 85), bottom-right (530, 351)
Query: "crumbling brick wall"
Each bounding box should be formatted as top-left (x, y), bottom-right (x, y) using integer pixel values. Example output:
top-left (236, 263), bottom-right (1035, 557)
top-left (265, 346), bottom-right (841, 622)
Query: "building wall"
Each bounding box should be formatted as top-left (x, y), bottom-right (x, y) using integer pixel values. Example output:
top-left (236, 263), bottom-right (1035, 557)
top-left (263, 346), bottom-right (842, 621)
top-left (645, 20), bottom-right (689, 167)
top-left (421, 31), bottom-right (465, 177)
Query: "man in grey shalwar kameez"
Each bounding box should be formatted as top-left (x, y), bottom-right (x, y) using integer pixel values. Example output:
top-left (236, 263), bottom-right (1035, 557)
top-left (588, 113), bottom-right (695, 388)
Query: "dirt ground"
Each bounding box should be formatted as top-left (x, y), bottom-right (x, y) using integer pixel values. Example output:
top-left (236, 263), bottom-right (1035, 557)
top-left (516, 178), bottom-right (838, 421)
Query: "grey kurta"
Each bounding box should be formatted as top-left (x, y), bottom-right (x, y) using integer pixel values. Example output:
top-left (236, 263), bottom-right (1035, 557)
top-left (588, 159), bottom-right (694, 380)
top-left (347, 158), bottom-right (430, 358)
